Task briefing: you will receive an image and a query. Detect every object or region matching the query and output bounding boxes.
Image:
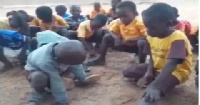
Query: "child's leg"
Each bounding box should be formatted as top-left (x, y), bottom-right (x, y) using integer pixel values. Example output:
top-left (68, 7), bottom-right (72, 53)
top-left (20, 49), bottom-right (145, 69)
top-left (137, 39), bottom-right (147, 63)
top-left (195, 60), bottom-right (198, 88)
top-left (64, 30), bottom-right (78, 40)
top-left (26, 71), bottom-right (49, 104)
top-left (123, 63), bottom-right (148, 80)
top-left (0, 46), bottom-right (13, 71)
top-left (87, 33), bottom-right (115, 66)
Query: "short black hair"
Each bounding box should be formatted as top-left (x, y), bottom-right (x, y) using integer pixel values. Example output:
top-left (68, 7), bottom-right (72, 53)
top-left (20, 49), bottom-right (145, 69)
top-left (12, 11), bottom-right (29, 35)
top-left (94, 2), bottom-right (101, 7)
top-left (93, 14), bottom-right (108, 26)
top-left (17, 10), bottom-right (28, 16)
top-left (172, 7), bottom-right (179, 17)
top-left (55, 5), bottom-right (67, 12)
top-left (142, 3), bottom-right (174, 22)
top-left (6, 11), bottom-right (15, 17)
top-left (116, 1), bottom-right (138, 15)
top-left (36, 6), bottom-right (52, 22)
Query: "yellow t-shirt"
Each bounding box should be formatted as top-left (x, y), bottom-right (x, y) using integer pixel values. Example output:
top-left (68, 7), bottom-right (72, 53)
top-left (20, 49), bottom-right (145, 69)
top-left (32, 15), bottom-right (68, 31)
top-left (107, 18), bottom-right (120, 29)
top-left (28, 17), bottom-right (40, 26)
top-left (109, 16), bottom-right (147, 41)
top-left (77, 20), bottom-right (94, 39)
top-left (90, 8), bottom-right (106, 19)
top-left (0, 18), bottom-right (11, 30)
top-left (147, 30), bottom-right (193, 83)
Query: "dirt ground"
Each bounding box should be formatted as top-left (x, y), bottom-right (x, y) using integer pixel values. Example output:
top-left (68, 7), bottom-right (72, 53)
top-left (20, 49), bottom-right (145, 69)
top-left (0, 1), bottom-right (199, 105)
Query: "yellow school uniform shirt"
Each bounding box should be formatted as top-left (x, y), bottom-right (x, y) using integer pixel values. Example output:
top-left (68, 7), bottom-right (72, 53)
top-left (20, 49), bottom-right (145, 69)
top-left (147, 30), bottom-right (193, 83)
top-left (109, 16), bottom-right (147, 41)
top-left (90, 8), bottom-right (106, 19)
top-left (77, 20), bottom-right (94, 39)
top-left (31, 15), bottom-right (68, 31)
top-left (0, 18), bottom-right (11, 30)
top-left (28, 17), bottom-right (40, 26)
top-left (107, 18), bottom-right (120, 29)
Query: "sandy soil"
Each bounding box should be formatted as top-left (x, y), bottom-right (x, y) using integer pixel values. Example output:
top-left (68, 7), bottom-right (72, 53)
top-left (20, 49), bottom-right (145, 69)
top-left (0, 1), bottom-right (199, 105)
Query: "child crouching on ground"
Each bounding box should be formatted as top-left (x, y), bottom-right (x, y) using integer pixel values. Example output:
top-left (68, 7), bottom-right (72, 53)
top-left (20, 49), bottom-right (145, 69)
top-left (87, 1), bottom-right (147, 66)
top-left (122, 3), bottom-right (192, 105)
top-left (68, 14), bottom-right (108, 57)
top-left (25, 40), bottom-right (100, 105)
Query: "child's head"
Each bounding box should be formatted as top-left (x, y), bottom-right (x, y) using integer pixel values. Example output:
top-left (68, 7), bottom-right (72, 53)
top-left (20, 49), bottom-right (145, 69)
top-left (8, 11), bottom-right (29, 35)
top-left (142, 3), bottom-right (174, 37)
top-left (171, 7), bottom-right (179, 26)
top-left (55, 5), bottom-right (67, 16)
top-left (70, 5), bottom-right (82, 17)
top-left (111, 0), bottom-right (122, 9)
top-left (94, 2), bottom-right (101, 12)
top-left (17, 10), bottom-right (33, 22)
top-left (36, 6), bottom-right (53, 23)
top-left (54, 40), bottom-right (86, 65)
top-left (91, 14), bottom-right (108, 30)
top-left (8, 11), bottom-right (28, 29)
top-left (116, 1), bottom-right (138, 25)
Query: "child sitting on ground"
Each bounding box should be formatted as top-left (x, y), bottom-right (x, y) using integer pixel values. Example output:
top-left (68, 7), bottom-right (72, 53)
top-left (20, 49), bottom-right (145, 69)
top-left (55, 5), bottom-right (71, 20)
top-left (31, 6), bottom-right (69, 36)
top-left (67, 5), bottom-right (87, 30)
top-left (25, 40), bottom-right (100, 105)
top-left (89, 2), bottom-right (106, 19)
top-left (87, 1), bottom-right (147, 66)
top-left (68, 14), bottom-right (108, 57)
top-left (121, 3), bottom-right (192, 105)
top-left (0, 30), bottom-right (29, 71)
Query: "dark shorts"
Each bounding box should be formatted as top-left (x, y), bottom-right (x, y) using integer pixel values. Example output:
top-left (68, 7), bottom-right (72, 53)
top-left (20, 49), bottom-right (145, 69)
top-left (123, 63), bottom-right (180, 94)
top-left (67, 29), bottom-right (108, 44)
top-left (113, 45), bottom-right (138, 54)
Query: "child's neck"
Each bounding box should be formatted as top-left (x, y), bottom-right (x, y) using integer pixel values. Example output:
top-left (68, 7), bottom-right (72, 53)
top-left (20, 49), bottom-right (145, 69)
top-left (159, 28), bottom-right (175, 38)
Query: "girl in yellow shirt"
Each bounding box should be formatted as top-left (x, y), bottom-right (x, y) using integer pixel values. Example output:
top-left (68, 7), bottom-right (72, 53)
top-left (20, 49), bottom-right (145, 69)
top-left (122, 3), bottom-right (193, 105)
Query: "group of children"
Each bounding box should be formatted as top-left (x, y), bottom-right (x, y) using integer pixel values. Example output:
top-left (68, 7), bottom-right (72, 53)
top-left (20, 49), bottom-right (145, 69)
top-left (0, 0), bottom-right (198, 105)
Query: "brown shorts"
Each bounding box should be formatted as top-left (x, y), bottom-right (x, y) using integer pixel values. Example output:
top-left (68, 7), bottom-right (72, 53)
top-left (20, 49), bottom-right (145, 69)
top-left (123, 63), bottom-right (180, 94)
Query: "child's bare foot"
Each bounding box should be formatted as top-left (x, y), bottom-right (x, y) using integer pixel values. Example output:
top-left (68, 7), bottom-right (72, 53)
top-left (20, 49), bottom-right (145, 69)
top-left (86, 58), bottom-right (105, 66)
top-left (85, 74), bottom-right (101, 84)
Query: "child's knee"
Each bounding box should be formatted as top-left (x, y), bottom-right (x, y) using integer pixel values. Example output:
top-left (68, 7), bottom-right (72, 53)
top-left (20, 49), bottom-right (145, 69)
top-left (30, 71), bottom-right (49, 91)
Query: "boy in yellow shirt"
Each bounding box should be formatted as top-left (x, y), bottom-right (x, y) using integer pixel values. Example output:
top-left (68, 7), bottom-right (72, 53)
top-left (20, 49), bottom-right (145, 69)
top-left (30, 6), bottom-right (70, 37)
top-left (90, 2), bottom-right (106, 19)
top-left (68, 14), bottom-right (108, 57)
top-left (87, 1), bottom-right (147, 66)
top-left (121, 3), bottom-right (192, 105)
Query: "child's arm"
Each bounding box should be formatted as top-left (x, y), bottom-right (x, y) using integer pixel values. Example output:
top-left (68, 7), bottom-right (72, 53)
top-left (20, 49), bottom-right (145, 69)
top-left (79, 38), bottom-right (95, 55)
top-left (143, 40), bottom-right (186, 102)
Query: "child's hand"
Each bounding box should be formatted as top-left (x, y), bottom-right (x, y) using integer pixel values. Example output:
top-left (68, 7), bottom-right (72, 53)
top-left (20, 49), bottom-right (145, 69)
top-left (143, 85), bottom-right (161, 103)
top-left (137, 74), bottom-right (154, 88)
